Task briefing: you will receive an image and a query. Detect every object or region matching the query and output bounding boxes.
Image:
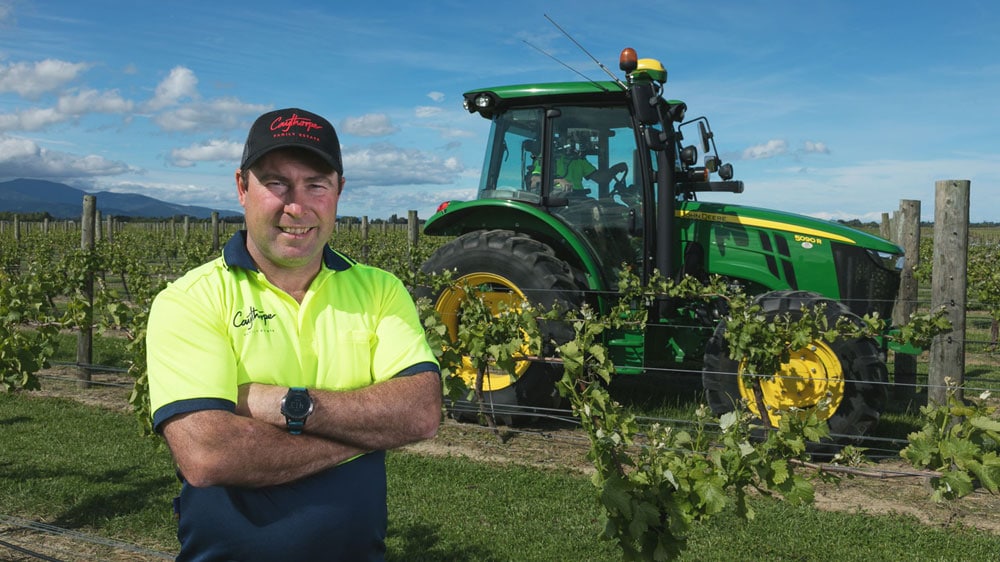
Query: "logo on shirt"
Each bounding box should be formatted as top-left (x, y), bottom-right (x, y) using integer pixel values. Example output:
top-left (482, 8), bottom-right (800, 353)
top-left (232, 306), bottom-right (277, 334)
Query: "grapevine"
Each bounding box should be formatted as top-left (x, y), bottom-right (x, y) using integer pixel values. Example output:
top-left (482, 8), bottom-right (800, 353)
top-left (0, 218), bottom-right (990, 561)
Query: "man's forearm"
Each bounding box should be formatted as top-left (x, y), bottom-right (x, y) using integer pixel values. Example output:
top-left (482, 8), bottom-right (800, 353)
top-left (162, 409), bottom-right (367, 488)
top-left (237, 371), bottom-right (442, 451)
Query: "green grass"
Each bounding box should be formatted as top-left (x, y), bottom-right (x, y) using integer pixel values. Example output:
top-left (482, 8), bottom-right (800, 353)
top-left (0, 393), bottom-right (178, 550)
top-left (678, 502), bottom-right (1000, 562)
top-left (51, 331), bottom-right (132, 368)
top-left (385, 454), bottom-right (618, 561)
top-left (2, 393), bottom-right (999, 561)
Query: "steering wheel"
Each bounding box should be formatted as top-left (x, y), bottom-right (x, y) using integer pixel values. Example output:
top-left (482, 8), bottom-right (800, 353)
top-left (606, 162), bottom-right (636, 203)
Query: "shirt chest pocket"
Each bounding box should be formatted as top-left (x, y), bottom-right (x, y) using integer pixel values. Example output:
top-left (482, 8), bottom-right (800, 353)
top-left (318, 329), bottom-right (376, 388)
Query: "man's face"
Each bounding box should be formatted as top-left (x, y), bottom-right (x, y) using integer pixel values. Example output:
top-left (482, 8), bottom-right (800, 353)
top-left (235, 149), bottom-right (343, 277)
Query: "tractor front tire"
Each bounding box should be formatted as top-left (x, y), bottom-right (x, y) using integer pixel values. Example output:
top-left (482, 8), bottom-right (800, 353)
top-left (702, 290), bottom-right (888, 447)
top-left (419, 229), bottom-right (582, 425)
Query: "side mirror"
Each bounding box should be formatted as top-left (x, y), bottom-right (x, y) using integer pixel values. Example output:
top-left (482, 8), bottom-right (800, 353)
top-left (698, 122), bottom-right (712, 154)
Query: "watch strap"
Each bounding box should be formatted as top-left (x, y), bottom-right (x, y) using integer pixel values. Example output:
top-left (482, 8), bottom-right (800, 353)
top-left (281, 386), bottom-right (312, 435)
top-left (286, 418), bottom-right (305, 435)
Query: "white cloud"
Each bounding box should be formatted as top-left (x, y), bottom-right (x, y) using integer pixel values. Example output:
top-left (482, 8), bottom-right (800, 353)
top-left (727, 155), bottom-right (1000, 223)
top-left (0, 134), bottom-right (134, 179)
top-left (152, 98), bottom-right (269, 132)
top-left (57, 88), bottom-right (133, 115)
top-left (808, 210), bottom-right (884, 223)
top-left (0, 135), bottom-right (37, 159)
top-left (169, 139), bottom-right (242, 168)
top-left (803, 141), bottom-right (830, 154)
top-left (94, 179), bottom-right (239, 209)
top-left (437, 126), bottom-right (477, 140)
top-left (0, 106), bottom-right (64, 131)
top-left (340, 113), bottom-right (398, 137)
top-left (415, 106), bottom-right (443, 118)
top-left (341, 142), bottom-right (463, 186)
top-left (0, 89), bottom-right (134, 132)
top-left (146, 66), bottom-right (199, 111)
top-left (741, 139), bottom-right (788, 160)
top-left (427, 91), bottom-right (445, 102)
top-left (0, 59), bottom-right (89, 99)
top-left (338, 185), bottom-right (476, 221)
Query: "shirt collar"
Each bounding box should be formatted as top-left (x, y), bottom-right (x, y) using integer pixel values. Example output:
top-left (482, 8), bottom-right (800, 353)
top-left (222, 230), bottom-right (354, 273)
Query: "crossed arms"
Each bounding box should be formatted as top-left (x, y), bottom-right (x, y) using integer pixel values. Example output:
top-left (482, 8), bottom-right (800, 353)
top-left (160, 371), bottom-right (441, 488)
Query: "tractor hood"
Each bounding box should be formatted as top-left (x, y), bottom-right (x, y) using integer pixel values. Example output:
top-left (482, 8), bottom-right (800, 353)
top-left (677, 199), bottom-right (902, 254)
top-left (427, 197), bottom-right (901, 255)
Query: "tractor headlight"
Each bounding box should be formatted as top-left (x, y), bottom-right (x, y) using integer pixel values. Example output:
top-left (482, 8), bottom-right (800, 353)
top-left (463, 93), bottom-right (495, 116)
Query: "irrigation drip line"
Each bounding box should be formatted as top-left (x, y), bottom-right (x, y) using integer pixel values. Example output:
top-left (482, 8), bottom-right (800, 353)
top-left (0, 515), bottom-right (173, 561)
top-left (37, 373), bottom-right (133, 388)
top-left (448, 400), bottom-right (914, 456)
top-left (47, 361), bottom-right (129, 375)
top-left (0, 537), bottom-right (64, 562)
top-left (437, 414), bottom-right (949, 484)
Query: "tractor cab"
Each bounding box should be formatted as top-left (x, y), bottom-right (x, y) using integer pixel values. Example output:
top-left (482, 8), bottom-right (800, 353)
top-left (475, 102), bottom-right (644, 279)
top-left (464, 51), bottom-right (742, 288)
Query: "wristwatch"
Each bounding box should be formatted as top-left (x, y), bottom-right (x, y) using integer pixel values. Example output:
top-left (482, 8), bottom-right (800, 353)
top-left (280, 387), bottom-right (314, 435)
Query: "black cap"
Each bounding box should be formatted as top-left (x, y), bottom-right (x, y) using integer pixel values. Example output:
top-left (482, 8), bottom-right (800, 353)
top-left (240, 108), bottom-right (343, 175)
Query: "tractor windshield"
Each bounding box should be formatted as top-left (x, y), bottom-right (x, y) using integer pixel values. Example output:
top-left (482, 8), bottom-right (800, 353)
top-left (476, 104), bottom-right (644, 278)
top-left (477, 107), bottom-right (545, 203)
top-left (546, 106), bottom-right (644, 275)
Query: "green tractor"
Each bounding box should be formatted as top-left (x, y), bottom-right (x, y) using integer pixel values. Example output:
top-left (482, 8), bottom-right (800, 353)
top-left (420, 48), bottom-right (902, 440)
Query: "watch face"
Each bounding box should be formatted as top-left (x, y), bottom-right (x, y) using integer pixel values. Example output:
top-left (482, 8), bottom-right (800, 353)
top-left (282, 392), bottom-right (313, 417)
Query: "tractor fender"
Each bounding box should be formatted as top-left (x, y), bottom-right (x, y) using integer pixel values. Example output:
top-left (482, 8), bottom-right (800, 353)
top-left (423, 199), bottom-right (605, 291)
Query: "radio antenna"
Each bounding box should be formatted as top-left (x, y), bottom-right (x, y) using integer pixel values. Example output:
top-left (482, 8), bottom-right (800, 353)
top-left (521, 39), bottom-right (610, 92)
top-left (544, 14), bottom-right (626, 89)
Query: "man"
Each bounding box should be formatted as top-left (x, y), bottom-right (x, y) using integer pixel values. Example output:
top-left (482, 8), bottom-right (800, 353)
top-left (146, 107), bottom-right (442, 561)
top-left (528, 141), bottom-right (597, 192)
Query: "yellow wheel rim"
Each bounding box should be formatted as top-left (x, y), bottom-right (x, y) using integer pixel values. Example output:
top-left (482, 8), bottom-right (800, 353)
top-left (738, 340), bottom-right (845, 425)
top-left (435, 272), bottom-right (532, 392)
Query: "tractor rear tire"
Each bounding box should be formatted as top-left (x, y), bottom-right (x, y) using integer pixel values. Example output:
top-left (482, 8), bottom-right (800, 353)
top-left (702, 290), bottom-right (888, 447)
top-left (419, 229), bottom-right (583, 425)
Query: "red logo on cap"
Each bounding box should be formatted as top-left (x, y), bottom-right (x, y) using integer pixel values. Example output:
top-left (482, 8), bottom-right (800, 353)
top-left (270, 114), bottom-right (323, 135)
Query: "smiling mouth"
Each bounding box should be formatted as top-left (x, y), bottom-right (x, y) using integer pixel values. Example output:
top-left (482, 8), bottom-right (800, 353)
top-left (279, 226), bottom-right (312, 235)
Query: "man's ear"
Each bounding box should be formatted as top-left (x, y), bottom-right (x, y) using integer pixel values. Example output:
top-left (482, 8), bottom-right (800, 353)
top-left (338, 175), bottom-right (345, 195)
top-left (235, 169), bottom-right (249, 206)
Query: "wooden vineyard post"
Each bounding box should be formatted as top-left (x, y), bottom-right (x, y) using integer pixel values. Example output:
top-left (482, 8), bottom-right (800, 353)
top-left (892, 199), bottom-right (920, 398)
top-left (407, 210), bottom-right (419, 280)
top-left (928, 180), bottom-right (969, 406)
top-left (77, 195), bottom-right (97, 389)
top-left (361, 216), bottom-right (370, 262)
top-left (211, 211), bottom-right (220, 253)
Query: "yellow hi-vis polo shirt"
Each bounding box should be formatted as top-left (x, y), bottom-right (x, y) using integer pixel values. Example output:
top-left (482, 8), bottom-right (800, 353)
top-left (147, 230), bottom-right (439, 431)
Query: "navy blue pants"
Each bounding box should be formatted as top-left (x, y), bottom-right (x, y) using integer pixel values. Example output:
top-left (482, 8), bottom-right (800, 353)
top-left (174, 451), bottom-right (387, 561)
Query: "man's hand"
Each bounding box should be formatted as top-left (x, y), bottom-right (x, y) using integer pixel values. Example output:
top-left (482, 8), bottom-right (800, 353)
top-left (236, 382), bottom-right (285, 427)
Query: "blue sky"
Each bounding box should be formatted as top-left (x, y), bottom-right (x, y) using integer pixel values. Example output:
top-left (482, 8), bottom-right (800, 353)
top-left (0, 0), bottom-right (997, 222)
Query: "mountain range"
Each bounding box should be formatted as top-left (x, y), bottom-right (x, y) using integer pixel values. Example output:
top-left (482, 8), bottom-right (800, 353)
top-left (0, 178), bottom-right (243, 220)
